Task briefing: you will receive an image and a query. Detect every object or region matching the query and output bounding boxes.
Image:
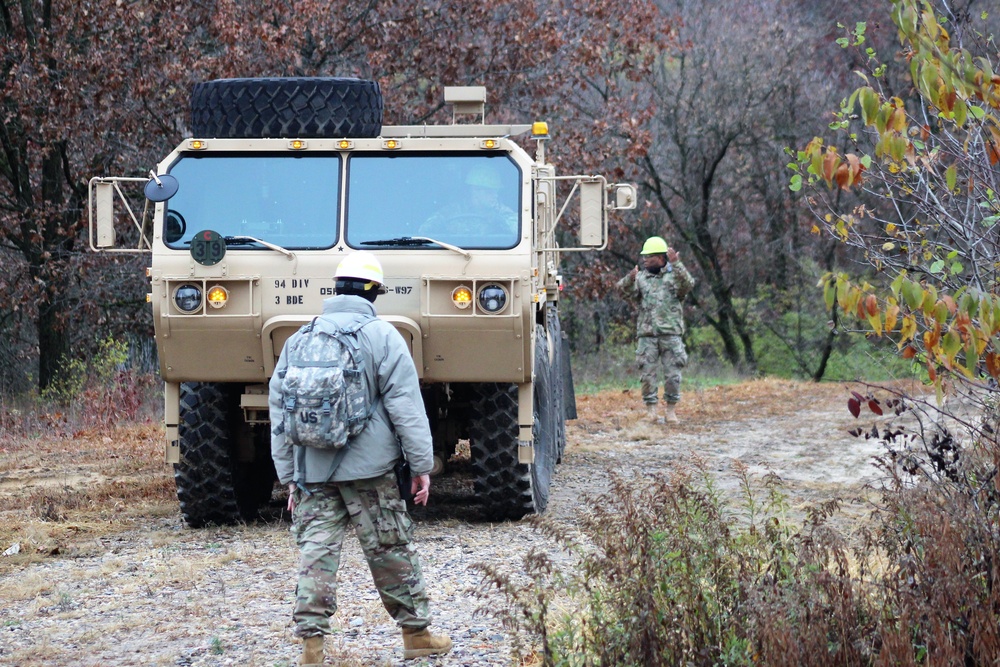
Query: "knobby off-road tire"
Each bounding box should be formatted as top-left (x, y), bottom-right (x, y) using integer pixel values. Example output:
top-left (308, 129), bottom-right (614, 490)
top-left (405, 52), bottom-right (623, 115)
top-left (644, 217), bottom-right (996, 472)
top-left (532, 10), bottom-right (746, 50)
top-left (470, 325), bottom-right (557, 520)
top-left (174, 382), bottom-right (275, 527)
top-left (190, 77), bottom-right (383, 139)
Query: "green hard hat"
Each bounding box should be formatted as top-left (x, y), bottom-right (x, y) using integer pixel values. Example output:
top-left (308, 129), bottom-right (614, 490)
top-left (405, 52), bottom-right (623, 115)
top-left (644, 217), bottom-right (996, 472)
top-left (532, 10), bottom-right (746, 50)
top-left (640, 236), bottom-right (669, 255)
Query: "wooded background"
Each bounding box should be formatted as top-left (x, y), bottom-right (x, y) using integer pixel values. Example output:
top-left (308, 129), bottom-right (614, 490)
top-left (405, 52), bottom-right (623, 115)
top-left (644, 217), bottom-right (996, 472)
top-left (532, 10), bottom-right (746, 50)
top-left (1, 0), bottom-right (990, 394)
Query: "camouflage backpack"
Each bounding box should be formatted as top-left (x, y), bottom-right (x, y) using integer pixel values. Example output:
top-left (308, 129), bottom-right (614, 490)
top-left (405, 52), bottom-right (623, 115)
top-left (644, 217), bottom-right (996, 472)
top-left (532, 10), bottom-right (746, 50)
top-left (281, 314), bottom-right (377, 450)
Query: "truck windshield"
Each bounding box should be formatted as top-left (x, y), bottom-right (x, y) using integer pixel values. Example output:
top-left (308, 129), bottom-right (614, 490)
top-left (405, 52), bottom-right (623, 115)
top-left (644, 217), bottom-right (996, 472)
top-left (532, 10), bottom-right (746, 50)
top-left (346, 154), bottom-right (520, 249)
top-left (163, 154), bottom-right (341, 249)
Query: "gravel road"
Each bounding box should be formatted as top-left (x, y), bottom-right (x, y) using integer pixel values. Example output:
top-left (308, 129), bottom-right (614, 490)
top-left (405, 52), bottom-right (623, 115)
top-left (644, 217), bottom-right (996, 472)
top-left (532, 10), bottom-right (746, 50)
top-left (0, 380), bottom-right (884, 667)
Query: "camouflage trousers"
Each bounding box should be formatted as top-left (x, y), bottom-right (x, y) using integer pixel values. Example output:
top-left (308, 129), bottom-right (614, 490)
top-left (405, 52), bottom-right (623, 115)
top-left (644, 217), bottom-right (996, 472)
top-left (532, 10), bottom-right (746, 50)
top-left (291, 471), bottom-right (430, 637)
top-left (637, 334), bottom-right (688, 405)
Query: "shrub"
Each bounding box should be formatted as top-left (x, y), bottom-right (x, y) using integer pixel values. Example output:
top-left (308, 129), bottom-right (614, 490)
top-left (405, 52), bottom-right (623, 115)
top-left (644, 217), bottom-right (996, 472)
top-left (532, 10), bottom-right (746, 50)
top-left (478, 382), bottom-right (1000, 666)
top-left (852, 387), bottom-right (1000, 665)
top-left (3, 336), bottom-right (158, 437)
top-left (475, 463), bottom-right (874, 666)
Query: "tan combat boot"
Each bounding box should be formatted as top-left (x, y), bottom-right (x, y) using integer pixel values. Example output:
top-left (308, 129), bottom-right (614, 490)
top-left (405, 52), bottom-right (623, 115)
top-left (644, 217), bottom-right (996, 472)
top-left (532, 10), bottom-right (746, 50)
top-left (402, 627), bottom-right (453, 659)
top-left (664, 403), bottom-right (679, 424)
top-left (301, 635), bottom-right (324, 666)
top-left (645, 404), bottom-right (659, 423)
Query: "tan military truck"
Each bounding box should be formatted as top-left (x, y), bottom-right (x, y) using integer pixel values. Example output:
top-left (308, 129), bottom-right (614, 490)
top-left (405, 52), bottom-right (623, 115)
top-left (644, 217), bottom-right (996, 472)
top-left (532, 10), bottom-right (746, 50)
top-left (89, 78), bottom-right (635, 526)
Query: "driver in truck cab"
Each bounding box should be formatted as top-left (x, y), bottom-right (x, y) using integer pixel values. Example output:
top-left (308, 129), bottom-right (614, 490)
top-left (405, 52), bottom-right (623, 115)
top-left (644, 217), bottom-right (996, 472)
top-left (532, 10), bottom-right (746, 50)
top-left (420, 161), bottom-right (518, 237)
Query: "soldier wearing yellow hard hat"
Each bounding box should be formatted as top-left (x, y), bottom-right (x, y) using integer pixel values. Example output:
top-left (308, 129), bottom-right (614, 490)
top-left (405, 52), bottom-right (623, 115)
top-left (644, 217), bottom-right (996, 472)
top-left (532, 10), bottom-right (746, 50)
top-left (617, 236), bottom-right (695, 424)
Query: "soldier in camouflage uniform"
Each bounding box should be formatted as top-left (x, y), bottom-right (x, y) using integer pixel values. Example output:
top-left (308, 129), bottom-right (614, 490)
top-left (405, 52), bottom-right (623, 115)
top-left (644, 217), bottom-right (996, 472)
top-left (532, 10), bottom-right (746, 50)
top-left (616, 236), bottom-right (695, 424)
top-left (270, 252), bottom-right (452, 665)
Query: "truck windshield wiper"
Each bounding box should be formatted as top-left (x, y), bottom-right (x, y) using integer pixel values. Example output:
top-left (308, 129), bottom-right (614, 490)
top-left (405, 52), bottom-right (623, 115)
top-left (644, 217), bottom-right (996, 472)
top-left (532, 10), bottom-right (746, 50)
top-left (361, 236), bottom-right (470, 260)
top-left (361, 236), bottom-right (433, 247)
top-left (224, 235), bottom-right (295, 259)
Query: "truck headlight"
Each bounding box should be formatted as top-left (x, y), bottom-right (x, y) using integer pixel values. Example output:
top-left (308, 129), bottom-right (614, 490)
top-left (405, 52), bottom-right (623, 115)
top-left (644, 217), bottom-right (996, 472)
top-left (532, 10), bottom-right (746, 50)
top-left (174, 284), bottom-right (203, 312)
top-left (478, 284), bottom-right (507, 313)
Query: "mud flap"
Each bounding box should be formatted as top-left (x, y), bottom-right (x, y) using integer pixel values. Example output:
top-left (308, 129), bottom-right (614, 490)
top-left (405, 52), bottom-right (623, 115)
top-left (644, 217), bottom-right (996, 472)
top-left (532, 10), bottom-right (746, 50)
top-left (518, 382), bottom-right (534, 464)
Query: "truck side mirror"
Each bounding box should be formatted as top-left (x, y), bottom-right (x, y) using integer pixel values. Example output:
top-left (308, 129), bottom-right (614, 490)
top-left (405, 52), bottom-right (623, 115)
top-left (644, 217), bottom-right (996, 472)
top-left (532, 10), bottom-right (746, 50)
top-left (579, 179), bottom-right (605, 247)
top-left (94, 181), bottom-right (117, 249)
top-left (144, 173), bottom-right (179, 202)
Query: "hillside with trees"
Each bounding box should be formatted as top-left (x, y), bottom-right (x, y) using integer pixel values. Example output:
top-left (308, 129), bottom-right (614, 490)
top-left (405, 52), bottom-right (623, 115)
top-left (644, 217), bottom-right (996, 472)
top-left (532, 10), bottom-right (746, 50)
top-left (1, 0), bottom-right (887, 393)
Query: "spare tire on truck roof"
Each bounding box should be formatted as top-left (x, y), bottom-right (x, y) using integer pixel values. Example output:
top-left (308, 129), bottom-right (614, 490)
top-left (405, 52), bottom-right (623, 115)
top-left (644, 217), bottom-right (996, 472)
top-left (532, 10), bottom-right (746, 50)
top-left (190, 77), bottom-right (383, 139)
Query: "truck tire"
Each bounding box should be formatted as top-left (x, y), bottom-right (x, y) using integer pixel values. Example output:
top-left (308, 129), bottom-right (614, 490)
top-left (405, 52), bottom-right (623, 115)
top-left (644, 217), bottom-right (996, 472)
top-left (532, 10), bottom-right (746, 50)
top-left (530, 324), bottom-right (558, 511)
top-left (174, 382), bottom-right (273, 527)
top-left (190, 77), bottom-right (383, 139)
top-left (470, 326), bottom-right (557, 520)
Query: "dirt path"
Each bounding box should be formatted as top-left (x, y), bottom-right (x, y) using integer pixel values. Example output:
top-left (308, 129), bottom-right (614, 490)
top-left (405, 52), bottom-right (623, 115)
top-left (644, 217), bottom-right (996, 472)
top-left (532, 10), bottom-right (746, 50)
top-left (0, 379), bottom-right (894, 666)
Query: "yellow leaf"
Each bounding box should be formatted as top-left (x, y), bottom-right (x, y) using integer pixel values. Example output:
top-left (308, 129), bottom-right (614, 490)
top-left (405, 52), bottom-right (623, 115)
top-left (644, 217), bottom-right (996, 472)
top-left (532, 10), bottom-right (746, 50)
top-left (868, 312), bottom-right (883, 336)
top-left (900, 314), bottom-right (917, 342)
top-left (885, 304), bottom-right (899, 332)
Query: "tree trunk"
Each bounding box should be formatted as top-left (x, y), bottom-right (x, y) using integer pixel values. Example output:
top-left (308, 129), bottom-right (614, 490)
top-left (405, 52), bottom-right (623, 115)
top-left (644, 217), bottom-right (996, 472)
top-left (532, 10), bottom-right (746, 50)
top-left (37, 299), bottom-right (69, 391)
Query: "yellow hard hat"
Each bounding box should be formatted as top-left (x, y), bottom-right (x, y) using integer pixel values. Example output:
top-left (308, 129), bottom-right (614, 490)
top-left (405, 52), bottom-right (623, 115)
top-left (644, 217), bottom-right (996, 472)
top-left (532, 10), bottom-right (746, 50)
top-left (335, 251), bottom-right (384, 286)
top-left (640, 236), bottom-right (669, 255)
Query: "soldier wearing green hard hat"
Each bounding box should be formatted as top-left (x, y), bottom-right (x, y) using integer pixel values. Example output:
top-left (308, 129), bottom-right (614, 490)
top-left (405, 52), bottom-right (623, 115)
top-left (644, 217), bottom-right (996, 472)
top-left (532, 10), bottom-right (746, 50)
top-left (616, 235), bottom-right (695, 424)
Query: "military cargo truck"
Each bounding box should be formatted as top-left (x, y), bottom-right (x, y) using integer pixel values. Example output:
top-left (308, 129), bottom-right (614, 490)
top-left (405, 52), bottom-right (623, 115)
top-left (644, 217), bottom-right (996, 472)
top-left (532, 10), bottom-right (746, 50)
top-left (89, 78), bottom-right (635, 526)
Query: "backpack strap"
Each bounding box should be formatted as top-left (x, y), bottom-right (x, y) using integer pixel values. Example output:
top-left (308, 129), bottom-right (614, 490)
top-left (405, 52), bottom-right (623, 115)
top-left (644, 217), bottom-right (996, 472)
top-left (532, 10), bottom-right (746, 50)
top-left (341, 315), bottom-right (380, 434)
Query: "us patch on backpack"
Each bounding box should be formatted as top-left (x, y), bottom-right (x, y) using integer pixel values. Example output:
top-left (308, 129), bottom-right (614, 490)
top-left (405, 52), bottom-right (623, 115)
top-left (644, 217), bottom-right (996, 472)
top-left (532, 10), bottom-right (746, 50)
top-left (281, 315), bottom-right (376, 450)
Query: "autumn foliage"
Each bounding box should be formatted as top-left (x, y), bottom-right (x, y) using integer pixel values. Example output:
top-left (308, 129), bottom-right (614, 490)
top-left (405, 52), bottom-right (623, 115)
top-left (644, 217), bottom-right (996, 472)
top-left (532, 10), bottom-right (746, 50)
top-left (0, 0), bottom-right (674, 392)
top-left (793, 1), bottom-right (1000, 397)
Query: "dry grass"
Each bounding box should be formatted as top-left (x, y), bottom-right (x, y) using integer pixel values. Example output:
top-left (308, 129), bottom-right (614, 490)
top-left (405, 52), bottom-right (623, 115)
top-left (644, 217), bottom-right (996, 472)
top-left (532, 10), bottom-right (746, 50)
top-left (0, 422), bottom-right (174, 574)
top-left (575, 377), bottom-right (925, 430)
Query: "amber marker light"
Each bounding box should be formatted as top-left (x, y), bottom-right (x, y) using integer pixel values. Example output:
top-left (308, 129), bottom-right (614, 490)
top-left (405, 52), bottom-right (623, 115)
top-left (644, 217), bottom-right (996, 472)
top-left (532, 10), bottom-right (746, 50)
top-left (207, 285), bottom-right (229, 309)
top-left (451, 286), bottom-right (473, 309)
top-left (481, 138), bottom-right (499, 149)
top-left (383, 139), bottom-right (402, 150)
top-left (531, 122), bottom-right (550, 139)
top-left (338, 139), bottom-right (354, 150)
top-left (288, 139), bottom-right (307, 150)
top-left (189, 139), bottom-right (207, 150)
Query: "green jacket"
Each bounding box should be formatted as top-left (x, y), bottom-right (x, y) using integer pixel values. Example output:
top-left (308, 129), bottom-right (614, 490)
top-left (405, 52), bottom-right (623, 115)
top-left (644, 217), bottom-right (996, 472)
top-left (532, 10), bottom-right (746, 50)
top-left (617, 262), bottom-right (695, 336)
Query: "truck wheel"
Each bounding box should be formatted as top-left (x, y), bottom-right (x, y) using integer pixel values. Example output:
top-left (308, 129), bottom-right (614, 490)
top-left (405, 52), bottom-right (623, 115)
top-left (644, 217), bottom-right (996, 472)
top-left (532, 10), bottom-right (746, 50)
top-left (469, 326), bottom-right (557, 520)
top-left (469, 383), bottom-right (529, 519)
top-left (530, 324), bottom-right (557, 512)
top-left (174, 382), bottom-right (272, 527)
top-left (190, 77), bottom-right (383, 139)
